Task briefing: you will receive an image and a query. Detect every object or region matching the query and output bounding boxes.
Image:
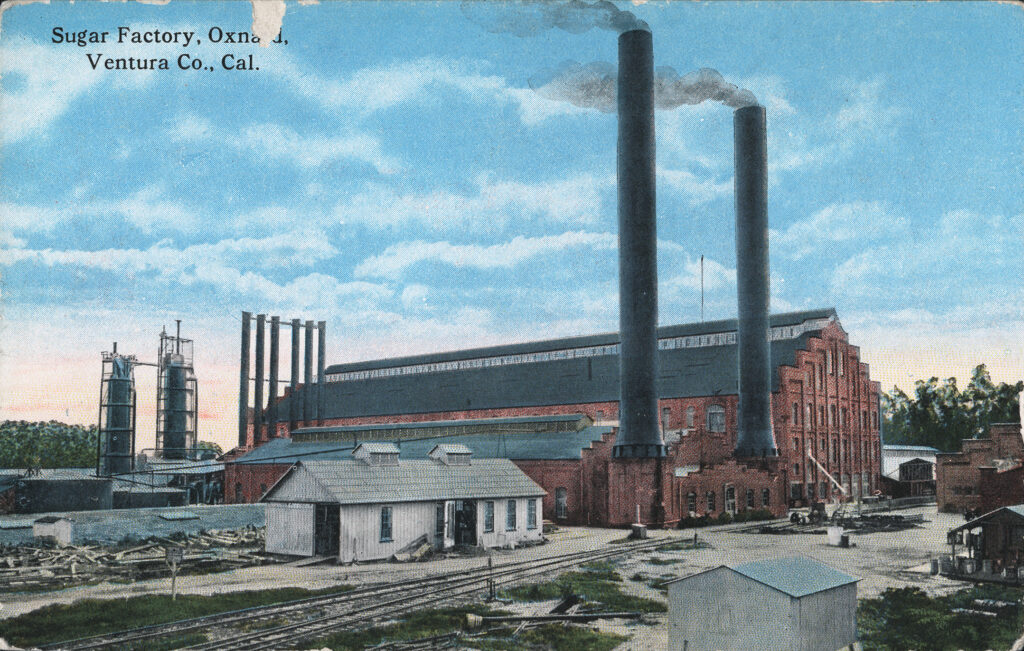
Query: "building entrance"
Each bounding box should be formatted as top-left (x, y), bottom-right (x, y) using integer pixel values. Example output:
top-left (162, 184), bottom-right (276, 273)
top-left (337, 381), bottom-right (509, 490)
top-left (454, 500), bottom-right (477, 546)
top-left (314, 503), bottom-right (340, 556)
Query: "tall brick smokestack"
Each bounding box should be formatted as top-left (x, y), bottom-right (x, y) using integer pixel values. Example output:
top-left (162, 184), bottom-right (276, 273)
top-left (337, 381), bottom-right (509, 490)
top-left (612, 29), bottom-right (665, 459)
top-left (733, 105), bottom-right (777, 458)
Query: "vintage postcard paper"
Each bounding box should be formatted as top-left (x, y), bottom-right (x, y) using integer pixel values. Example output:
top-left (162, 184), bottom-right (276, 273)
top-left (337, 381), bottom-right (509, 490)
top-left (0, 1), bottom-right (1021, 649)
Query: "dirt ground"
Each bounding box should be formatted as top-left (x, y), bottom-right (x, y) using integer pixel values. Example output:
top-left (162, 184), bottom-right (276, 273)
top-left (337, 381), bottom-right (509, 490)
top-left (0, 507), bottom-right (975, 651)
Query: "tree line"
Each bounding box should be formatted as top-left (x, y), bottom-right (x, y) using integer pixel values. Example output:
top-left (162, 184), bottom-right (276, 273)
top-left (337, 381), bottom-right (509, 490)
top-left (0, 421), bottom-right (98, 469)
top-left (882, 364), bottom-right (1022, 453)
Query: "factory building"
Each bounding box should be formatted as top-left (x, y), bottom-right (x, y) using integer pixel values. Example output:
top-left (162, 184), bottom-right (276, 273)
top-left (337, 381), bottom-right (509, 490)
top-left (261, 445), bottom-right (545, 561)
top-left (231, 308), bottom-right (882, 526)
top-left (936, 422), bottom-right (1024, 513)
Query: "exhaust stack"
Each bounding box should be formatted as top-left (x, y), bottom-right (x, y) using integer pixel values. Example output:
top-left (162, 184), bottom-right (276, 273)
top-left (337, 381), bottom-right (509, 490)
top-left (733, 105), bottom-right (777, 458)
top-left (612, 29), bottom-right (665, 459)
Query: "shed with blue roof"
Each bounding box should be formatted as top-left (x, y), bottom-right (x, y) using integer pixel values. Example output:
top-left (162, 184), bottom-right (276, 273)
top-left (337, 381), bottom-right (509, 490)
top-left (665, 556), bottom-right (859, 651)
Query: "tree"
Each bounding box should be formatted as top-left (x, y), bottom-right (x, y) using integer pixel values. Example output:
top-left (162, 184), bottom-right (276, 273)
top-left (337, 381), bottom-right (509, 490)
top-left (194, 440), bottom-right (223, 456)
top-left (0, 421), bottom-right (98, 468)
top-left (882, 364), bottom-right (1022, 452)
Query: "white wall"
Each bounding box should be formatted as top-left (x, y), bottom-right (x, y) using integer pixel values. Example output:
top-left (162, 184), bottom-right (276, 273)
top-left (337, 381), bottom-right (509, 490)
top-left (265, 502), bottom-right (315, 556)
top-left (338, 501), bottom-right (436, 563)
top-left (795, 584), bottom-right (858, 651)
top-left (477, 497), bottom-right (544, 549)
top-left (668, 568), bottom-right (796, 651)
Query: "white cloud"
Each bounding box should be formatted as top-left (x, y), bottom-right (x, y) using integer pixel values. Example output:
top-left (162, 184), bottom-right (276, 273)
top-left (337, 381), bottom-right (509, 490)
top-left (334, 174), bottom-right (607, 232)
top-left (831, 210), bottom-right (1023, 297)
top-left (354, 231), bottom-right (618, 279)
top-left (834, 77), bottom-right (902, 136)
top-left (400, 283), bottom-right (431, 309)
top-left (657, 167), bottom-right (733, 205)
top-left (773, 200), bottom-right (904, 259)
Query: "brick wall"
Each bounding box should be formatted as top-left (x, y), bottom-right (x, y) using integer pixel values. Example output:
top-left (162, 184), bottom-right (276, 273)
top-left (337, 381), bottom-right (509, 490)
top-left (224, 463), bottom-right (290, 504)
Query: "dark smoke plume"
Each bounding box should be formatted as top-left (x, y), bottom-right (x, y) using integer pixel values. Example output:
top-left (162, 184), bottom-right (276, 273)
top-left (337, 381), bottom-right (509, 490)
top-left (461, 0), bottom-right (649, 36)
top-left (529, 61), bottom-right (759, 111)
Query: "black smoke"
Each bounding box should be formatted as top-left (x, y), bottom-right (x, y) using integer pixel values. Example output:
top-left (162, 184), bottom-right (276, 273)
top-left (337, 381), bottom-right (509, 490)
top-left (461, 0), bottom-right (649, 36)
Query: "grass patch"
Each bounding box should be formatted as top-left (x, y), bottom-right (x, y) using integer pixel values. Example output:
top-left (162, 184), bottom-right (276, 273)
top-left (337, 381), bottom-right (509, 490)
top-left (310, 604), bottom-right (505, 650)
top-left (468, 623), bottom-right (627, 651)
top-left (858, 585), bottom-right (1023, 651)
top-left (0, 584), bottom-right (355, 648)
top-left (502, 564), bottom-right (666, 614)
top-left (654, 538), bottom-right (710, 552)
top-left (629, 572), bottom-right (675, 594)
top-left (645, 556), bottom-right (684, 566)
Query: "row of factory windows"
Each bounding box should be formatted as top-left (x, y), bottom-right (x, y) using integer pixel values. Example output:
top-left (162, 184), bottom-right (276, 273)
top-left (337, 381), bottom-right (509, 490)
top-left (684, 486), bottom-right (771, 515)
top-left (789, 472), bottom-right (873, 500)
top-left (790, 402), bottom-right (878, 432)
top-left (791, 437), bottom-right (881, 467)
top-left (325, 319), bottom-right (834, 383)
top-left (382, 500), bottom-right (541, 544)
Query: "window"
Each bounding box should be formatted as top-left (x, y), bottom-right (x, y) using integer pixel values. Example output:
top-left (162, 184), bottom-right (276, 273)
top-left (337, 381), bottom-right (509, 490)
top-left (746, 489), bottom-right (755, 509)
top-left (725, 486), bottom-right (736, 513)
top-left (841, 407), bottom-right (847, 428)
top-left (806, 403), bottom-right (813, 429)
top-left (484, 501), bottom-right (494, 533)
top-left (830, 405), bottom-right (837, 427)
top-left (380, 506), bottom-right (393, 543)
top-left (555, 487), bottom-right (568, 519)
top-left (832, 440), bottom-right (839, 463)
top-left (436, 503), bottom-right (445, 539)
top-left (793, 437), bottom-right (800, 451)
top-left (761, 488), bottom-right (770, 507)
top-left (706, 405), bottom-right (726, 433)
top-left (686, 406), bottom-right (695, 427)
top-left (687, 492), bottom-right (697, 514)
top-left (826, 349), bottom-right (833, 374)
top-left (527, 499), bottom-right (537, 530)
top-left (506, 500), bottom-right (517, 531)
top-left (792, 402), bottom-right (800, 425)
top-left (819, 406), bottom-right (825, 426)
top-left (794, 463), bottom-right (800, 474)
top-left (595, 410), bottom-right (604, 423)
top-left (706, 491), bottom-right (716, 512)
top-left (820, 481), bottom-right (828, 499)
top-left (234, 483), bottom-right (243, 503)
top-left (662, 407), bottom-right (671, 432)
top-left (790, 483), bottom-right (803, 500)
top-left (839, 352), bottom-right (845, 376)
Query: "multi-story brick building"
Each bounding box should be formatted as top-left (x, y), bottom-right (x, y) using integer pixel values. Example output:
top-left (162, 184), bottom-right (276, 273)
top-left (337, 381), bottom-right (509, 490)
top-left (230, 308), bottom-right (882, 525)
top-left (936, 422), bottom-right (1024, 513)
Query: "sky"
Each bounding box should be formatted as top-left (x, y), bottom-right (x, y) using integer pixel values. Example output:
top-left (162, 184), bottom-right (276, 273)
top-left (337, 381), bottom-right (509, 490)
top-left (1, 0), bottom-right (1021, 453)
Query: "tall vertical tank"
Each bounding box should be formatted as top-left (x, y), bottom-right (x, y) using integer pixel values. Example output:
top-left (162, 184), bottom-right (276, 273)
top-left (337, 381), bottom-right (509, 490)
top-left (156, 321), bottom-right (197, 460)
top-left (98, 349), bottom-right (136, 476)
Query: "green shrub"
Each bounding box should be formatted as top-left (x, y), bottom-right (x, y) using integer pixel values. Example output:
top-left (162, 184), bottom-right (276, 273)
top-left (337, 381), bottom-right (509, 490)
top-left (715, 511), bottom-right (733, 524)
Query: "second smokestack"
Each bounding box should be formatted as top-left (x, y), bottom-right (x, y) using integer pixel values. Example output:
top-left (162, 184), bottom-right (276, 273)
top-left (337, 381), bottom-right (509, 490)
top-left (612, 28), bottom-right (665, 459)
top-left (733, 105), bottom-right (777, 458)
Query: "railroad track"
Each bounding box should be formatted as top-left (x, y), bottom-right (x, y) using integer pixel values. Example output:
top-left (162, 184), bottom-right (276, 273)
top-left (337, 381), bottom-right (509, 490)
top-left (44, 536), bottom-right (675, 650)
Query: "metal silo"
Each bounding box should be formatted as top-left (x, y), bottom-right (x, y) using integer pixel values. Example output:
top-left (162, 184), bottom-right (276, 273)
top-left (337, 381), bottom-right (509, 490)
top-left (156, 321), bottom-right (197, 460)
top-left (97, 345), bottom-right (137, 476)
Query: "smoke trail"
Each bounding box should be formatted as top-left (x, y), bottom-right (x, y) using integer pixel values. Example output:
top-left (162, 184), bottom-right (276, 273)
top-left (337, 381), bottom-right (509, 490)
top-left (529, 61), bottom-right (759, 111)
top-left (529, 60), bottom-right (617, 112)
top-left (655, 66), bottom-right (758, 109)
top-left (460, 0), bottom-right (649, 37)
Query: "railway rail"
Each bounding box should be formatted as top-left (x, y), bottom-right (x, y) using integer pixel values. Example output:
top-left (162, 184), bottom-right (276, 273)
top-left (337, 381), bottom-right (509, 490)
top-left (44, 536), bottom-right (676, 651)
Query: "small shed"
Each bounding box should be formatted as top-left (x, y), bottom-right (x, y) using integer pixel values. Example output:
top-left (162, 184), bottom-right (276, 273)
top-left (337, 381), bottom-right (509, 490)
top-left (666, 556), bottom-right (859, 651)
top-left (946, 504), bottom-right (1024, 578)
top-left (33, 516), bottom-right (75, 545)
top-left (262, 451), bottom-right (546, 561)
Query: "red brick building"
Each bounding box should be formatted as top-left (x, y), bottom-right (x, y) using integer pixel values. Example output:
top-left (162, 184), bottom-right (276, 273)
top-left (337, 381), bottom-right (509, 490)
top-left (937, 422), bottom-right (1024, 513)
top-left (230, 309), bottom-right (882, 526)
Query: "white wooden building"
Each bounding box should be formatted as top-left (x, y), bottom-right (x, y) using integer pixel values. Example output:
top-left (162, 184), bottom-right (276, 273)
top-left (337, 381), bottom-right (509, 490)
top-left (665, 556), bottom-right (859, 651)
top-left (261, 443), bottom-right (546, 561)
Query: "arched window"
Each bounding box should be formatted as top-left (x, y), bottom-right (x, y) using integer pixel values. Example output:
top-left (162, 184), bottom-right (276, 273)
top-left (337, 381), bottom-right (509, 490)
top-left (686, 492), bottom-right (696, 514)
top-left (706, 405), bottom-right (726, 432)
top-left (706, 491), bottom-right (716, 512)
top-left (555, 487), bottom-right (568, 519)
top-left (792, 402), bottom-right (800, 425)
top-left (686, 406), bottom-right (695, 427)
top-left (806, 403), bottom-right (813, 428)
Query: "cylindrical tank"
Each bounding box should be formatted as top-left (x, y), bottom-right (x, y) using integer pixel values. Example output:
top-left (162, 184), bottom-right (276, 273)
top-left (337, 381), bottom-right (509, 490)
top-left (102, 357), bottom-right (134, 475)
top-left (163, 357), bottom-right (188, 459)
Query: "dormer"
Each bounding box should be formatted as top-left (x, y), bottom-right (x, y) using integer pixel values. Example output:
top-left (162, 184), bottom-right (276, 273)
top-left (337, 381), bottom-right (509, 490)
top-left (352, 442), bottom-right (400, 466)
top-left (429, 443), bottom-right (472, 466)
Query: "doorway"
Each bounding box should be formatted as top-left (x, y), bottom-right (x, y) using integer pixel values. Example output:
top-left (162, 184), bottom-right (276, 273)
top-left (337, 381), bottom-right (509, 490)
top-left (454, 500), bottom-right (477, 546)
top-left (314, 503), bottom-right (340, 556)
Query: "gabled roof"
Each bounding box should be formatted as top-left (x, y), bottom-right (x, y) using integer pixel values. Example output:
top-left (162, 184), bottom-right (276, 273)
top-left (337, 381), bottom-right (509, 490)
top-left (430, 444), bottom-right (472, 455)
top-left (353, 442), bottom-right (400, 455)
top-left (949, 504), bottom-right (1024, 534)
top-left (665, 556), bottom-right (858, 598)
top-left (262, 458), bottom-right (546, 505)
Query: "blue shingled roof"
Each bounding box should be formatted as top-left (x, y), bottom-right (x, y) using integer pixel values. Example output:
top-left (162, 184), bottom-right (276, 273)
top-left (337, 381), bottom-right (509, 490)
top-left (232, 426), bottom-right (615, 465)
top-left (729, 557), bottom-right (859, 598)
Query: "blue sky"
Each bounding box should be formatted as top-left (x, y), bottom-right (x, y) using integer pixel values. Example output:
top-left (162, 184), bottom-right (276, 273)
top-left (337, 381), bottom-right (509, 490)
top-left (1, 1), bottom-right (1021, 451)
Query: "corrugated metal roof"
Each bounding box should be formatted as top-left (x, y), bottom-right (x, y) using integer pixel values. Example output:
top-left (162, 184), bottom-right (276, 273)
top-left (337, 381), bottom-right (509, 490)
top-left (730, 557), bottom-right (859, 597)
top-left (293, 414), bottom-right (586, 435)
top-left (951, 504), bottom-right (1024, 533)
top-left (232, 426), bottom-right (614, 465)
top-left (264, 458), bottom-right (546, 505)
